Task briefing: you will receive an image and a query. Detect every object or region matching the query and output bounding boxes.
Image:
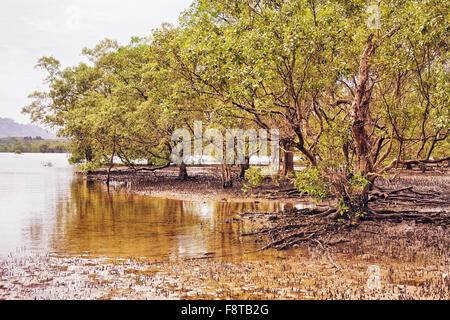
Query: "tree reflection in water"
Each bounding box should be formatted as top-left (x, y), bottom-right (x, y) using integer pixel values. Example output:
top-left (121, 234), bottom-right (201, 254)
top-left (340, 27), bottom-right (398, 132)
top-left (50, 178), bottom-right (283, 260)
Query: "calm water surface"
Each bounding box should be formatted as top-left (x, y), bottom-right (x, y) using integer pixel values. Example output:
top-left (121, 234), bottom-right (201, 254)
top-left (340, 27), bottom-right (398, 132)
top-left (0, 153), bottom-right (282, 259)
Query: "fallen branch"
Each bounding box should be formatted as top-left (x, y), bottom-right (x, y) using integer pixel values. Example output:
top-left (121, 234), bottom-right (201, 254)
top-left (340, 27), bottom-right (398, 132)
top-left (134, 162), bottom-right (171, 172)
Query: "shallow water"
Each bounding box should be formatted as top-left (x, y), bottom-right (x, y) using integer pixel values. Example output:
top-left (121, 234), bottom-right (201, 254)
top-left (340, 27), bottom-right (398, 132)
top-left (0, 153), bottom-right (283, 259)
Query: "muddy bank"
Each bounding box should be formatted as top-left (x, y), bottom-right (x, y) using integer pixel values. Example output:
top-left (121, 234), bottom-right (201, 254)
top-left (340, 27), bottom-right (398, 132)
top-left (81, 165), bottom-right (303, 204)
top-left (81, 165), bottom-right (450, 205)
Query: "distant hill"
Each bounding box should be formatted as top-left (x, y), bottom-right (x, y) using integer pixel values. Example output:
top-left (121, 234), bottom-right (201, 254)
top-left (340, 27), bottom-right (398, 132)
top-left (0, 118), bottom-right (56, 139)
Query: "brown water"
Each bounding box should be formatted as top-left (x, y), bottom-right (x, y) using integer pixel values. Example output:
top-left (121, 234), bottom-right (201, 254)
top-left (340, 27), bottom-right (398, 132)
top-left (0, 153), bottom-right (282, 259)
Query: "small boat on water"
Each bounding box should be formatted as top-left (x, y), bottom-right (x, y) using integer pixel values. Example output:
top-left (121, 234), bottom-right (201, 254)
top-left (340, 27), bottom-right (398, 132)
top-left (41, 161), bottom-right (53, 167)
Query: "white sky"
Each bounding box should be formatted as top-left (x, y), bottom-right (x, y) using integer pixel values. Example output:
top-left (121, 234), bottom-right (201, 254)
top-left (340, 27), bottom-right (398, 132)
top-left (0, 0), bottom-right (193, 124)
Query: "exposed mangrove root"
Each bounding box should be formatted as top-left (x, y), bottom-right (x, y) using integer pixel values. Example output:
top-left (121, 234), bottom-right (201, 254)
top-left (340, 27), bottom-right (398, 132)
top-left (365, 210), bottom-right (448, 225)
top-left (240, 186), bottom-right (449, 250)
top-left (240, 207), bottom-right (353, 250)
top-left (367, 185), bottom-right (450, 226)
top-left (369, 185), bottom-right (447, 205)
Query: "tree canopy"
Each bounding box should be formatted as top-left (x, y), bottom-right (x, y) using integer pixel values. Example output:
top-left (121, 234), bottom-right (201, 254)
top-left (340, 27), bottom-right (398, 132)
top-left (24, 0), bottom-right (449, 219)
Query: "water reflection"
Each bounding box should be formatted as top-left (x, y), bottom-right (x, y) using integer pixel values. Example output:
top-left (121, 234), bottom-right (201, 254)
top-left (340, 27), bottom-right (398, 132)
top-left (0, 154), bottom-right (284, 260)
top-left (0, 153), bottom-right (73, 256)
top-left (50, 179), bottom-right (283, 259)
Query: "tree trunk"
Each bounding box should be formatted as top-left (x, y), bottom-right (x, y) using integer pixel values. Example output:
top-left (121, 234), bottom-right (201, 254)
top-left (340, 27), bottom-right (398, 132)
top-left (106, 167), bottom-right (112, 186)
top-left (178, 162), bottom-right (188, 180)
top-left (85, 146), bottom-right (94, 174)
top-left (347, 34), bottom-right (376, 218)
top-left (106, 139), bottom-right (116, 186)
top-left (350, 35), bottom-right (374, 176)
top-left (282, 149), bottom-right (294, 176)
top-left (221, 164), bottom-right (233, 188)
top-left (85, 146), bottom-right (93, 162)
top-left (239, 156), bottom-right (250, 179)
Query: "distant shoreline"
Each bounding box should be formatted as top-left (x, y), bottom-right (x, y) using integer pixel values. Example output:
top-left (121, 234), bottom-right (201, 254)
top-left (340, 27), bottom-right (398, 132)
top-left (0, 137), bottom-right (69, 153)
top-left (0, 151), bottom-right (68, 154)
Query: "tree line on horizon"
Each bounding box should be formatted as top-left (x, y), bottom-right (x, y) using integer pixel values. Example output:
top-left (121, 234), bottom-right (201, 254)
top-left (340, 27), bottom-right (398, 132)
top-left (0, 137), bottom-right (69, 154)
top-left (23, 0), bottom-right (449, 220)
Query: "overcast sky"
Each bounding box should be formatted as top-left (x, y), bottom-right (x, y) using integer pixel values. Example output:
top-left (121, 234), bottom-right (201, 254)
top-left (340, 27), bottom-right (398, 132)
top-left (0, 0), bottom-right (192, 124)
